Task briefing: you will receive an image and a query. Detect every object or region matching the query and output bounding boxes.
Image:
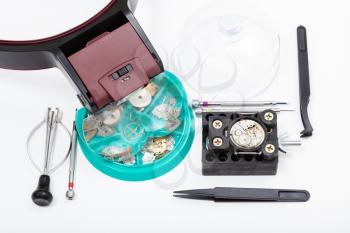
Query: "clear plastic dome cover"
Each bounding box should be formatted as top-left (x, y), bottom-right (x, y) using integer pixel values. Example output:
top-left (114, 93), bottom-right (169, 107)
top-left (172, 0), bottom-right (280, 101)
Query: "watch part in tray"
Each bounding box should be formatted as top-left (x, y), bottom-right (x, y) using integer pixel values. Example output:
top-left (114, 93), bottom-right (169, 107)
top-left (142, 152), bottom-right (156, 164)
top-left (164, 119), bottom-right (181, 131)
top-left (100, 146), bottom-right (135, 166)
top-left (145, 82), bottom-right (159, 97)
top-left (129, 89), bottom-right (153, 108)
top-left (152, 97), bottom-right (182, 132)
top-left (128, 82), bottom-right (159, 109)
top-left (83, 115), bottom-right (102, 131)
top-left (101, 106), bottom-right (123, 126)
top-left (123, 122), bottom-right (145, 141)
top-left (152, 97), bottom-right (180, 120)
top-left (84, 129), bottom-right (98, 142)
top-left (99, 136), bottom-right (175, 166)
top-left (142, 136), bottom-right (175, 164)
top-left (83, 105), bottom-right (123, 141)
top-left (96, 125), bottom-right (115, 137)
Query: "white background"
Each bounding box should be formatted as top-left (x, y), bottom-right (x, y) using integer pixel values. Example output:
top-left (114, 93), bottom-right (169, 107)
top-left (0, 0), bottom-right (349, 232)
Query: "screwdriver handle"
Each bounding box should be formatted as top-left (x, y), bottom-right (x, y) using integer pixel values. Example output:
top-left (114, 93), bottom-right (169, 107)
top-left (32, 175), bottom-right (53, 206)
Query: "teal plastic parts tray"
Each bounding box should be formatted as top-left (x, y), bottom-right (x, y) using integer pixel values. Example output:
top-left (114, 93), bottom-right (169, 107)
top-left (75, 71), bottom-right (195, 181)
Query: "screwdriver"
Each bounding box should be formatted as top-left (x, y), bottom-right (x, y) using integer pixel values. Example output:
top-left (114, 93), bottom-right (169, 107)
top-left (31, 108), bottom-right (61, 206)
top-left (192, 99), bottom-right (289, 109)
top-left (66, 121), bottom-right (78, 200)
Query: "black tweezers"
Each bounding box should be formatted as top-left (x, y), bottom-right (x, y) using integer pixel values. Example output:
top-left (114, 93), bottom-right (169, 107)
top-left (174, 187), bottom-right (310, 202)
top-left (297, 25), bottom-right (313, 137)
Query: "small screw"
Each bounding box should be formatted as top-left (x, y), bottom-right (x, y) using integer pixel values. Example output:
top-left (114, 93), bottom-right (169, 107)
top-left (212, 120), bottom-right (223, 129)
top-left (264, 112), bottom-right (274, 121)
top-left (213, 137), bottom-right (223, 147)
top-left (265, 144), bottom-right (275, 153)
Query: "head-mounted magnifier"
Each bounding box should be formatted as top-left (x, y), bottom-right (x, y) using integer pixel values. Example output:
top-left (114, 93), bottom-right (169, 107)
top-left (0, 0), bottom-right (163, 113)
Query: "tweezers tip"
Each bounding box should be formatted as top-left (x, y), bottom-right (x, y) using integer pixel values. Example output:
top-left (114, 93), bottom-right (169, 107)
top-left (173, 194), bottom-right (184, 198)
top-left (300, 130), bottom-right (313, 137)
top-left (173, 190), bottom-right (186, 194)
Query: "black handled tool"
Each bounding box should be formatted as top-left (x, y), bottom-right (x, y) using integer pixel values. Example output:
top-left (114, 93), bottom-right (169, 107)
top-left (31, 109), bottom-right (58, 206)
top-left (174, 187), bottom-right (310, 202)
top-left (297, 25), bottom-right (313, 137)
top-left (27, 108), bottom-right (71, 206)
top-left (32, 175), bottom-right (53, 207)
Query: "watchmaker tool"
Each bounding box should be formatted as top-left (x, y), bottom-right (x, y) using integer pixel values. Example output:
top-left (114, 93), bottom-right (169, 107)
top-left (192, 100), bottom-right (289, 109)
top-left (297, 26), bottom-right (313, 137)
top-left (174, 187), bottom-right (310, 202)
top-left (66, 122), bottom-right (78, 200)
top-left (27, 108), bottom-right (71, 206)
top-left (191, 100), bottom-right (294, 117)
top-left (200, 105), bottom-right (303, 175)
top-left (0, 0), bottom-right (162, 113)
top-left (202, 110), bottom-right (282, 175)
top-left (194, 107), bottom-right (294, 117)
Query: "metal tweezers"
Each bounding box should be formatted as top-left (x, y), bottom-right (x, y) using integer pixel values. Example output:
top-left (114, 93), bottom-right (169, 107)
top-left (174, 187), bottom-right (310, 202)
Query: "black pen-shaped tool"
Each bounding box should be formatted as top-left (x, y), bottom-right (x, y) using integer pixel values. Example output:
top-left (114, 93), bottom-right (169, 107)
top-left (174, 187), bottom-right (310, 202)
top-left (297, 25), bottom-right (313, 137)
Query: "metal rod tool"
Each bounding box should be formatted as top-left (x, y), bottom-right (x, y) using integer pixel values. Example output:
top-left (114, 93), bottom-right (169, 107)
top-left (192, 100), bottom-right (289, 109)
top-left (280, 140), bottom-right (302, 146)
top-left (194, 107), bottom-right (294, 116)
top-left (66, 122), bottom-right (78, 200)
